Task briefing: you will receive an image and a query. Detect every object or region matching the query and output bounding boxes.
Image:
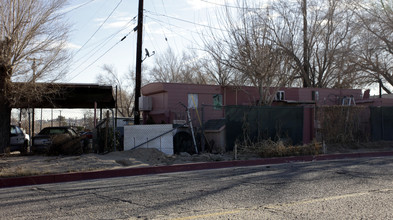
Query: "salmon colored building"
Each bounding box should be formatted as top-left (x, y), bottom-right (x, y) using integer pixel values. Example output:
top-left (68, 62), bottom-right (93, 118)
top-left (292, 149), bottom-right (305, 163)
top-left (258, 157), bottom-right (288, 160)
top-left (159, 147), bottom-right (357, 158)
top-left (140, 82), bottom-right (393, 146)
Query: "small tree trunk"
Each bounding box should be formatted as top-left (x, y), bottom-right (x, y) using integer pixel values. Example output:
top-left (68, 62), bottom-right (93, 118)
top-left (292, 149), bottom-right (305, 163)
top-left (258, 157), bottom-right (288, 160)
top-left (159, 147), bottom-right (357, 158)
top-left (1, 39), bottom-right (12, 153)
top-left (0, 86), bottom-right (11, 154)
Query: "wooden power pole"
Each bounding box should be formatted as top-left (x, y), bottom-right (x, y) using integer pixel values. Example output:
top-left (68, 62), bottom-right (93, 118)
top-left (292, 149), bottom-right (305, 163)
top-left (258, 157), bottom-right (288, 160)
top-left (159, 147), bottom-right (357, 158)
top-left (134, 0), bottom-right (144, 125)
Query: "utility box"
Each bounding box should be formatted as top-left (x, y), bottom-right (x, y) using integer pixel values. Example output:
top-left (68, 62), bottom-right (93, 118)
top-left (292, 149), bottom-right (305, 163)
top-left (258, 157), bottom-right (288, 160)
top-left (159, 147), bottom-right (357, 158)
top-left (204, 119), bottom-right (226, 153)
top-left (139, 96), bottom-right (152, 111)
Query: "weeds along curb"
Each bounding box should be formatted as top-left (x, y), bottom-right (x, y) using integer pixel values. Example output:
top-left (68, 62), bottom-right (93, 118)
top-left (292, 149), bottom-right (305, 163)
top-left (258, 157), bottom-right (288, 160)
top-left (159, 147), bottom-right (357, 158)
top-left (1, 151), bottom-right (393, 188)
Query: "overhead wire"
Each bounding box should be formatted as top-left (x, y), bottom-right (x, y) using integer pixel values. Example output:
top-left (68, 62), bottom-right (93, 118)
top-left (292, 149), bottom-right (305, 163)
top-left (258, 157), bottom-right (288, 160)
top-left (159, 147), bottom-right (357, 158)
top-left (199, 0), bottom-right (264, 10)
top-left (145, 9), bottom-right (228, 53)
top-left (71, 16), bottom-right (136, 68)
top-left (159, 0), bottom-right (180, 54)
top-left (67, 28), bottom-right (135, 82)
top-left (145, 10), bottom-right (225, 42)
top-left (72, 0), bottom-right (123, 58)
top-left (145, 15), bottom-right (202, 45)
top-left (66, 16), bottom-right (136, 79)
top-left (63, 0), bottom-right (97, 14)
top-left (145, 10), bottom-right (228, 32)
top-left (143, 5), bottom-right (161, 57)
top-left (143, 26), bottom-right (159, 58)
top-left (67, 1), bottom-right (231, 83)
top-left (150, 3), bottom-right (170, 53)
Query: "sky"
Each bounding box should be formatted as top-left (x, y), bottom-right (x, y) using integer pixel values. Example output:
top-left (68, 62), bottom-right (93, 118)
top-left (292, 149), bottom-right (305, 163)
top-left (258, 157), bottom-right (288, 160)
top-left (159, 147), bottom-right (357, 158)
top-left (11, 0), bottom-right (249, 123)
top-left (61, 0), bottom-right (382, 95)
top-left (63, 0), bottom-right (234, 85)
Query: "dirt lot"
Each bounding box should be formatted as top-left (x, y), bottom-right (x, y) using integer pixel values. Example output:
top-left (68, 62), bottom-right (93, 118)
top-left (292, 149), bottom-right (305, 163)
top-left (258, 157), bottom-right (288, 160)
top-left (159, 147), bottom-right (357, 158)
top-left (0, 148), bottom-right (237, 178)
top-left (1, 141), bottom-right (393, 178)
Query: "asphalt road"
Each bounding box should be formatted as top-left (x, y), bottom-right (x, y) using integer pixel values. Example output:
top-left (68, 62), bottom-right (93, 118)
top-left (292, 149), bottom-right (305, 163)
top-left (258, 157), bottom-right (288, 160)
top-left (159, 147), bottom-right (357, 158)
top-left (1, 156), bottom-right (393, 219)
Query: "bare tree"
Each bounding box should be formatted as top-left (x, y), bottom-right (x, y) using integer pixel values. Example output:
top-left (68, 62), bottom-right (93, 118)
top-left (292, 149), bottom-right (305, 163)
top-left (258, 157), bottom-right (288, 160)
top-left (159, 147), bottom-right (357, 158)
top-left (354, 0), bottom-right (393, 93)
top-left (203, 1), bottom-right (293, 105)
top-left (97, 64), bottom-right (135, 117)
top-left (0, 0), bottom-right (70, 153)
top-left (267, 0), bottom-right (360, 88)
top-left (200, 54), bottom-right (234, 86)
top-left (148, 48), bottom-right (208, 84)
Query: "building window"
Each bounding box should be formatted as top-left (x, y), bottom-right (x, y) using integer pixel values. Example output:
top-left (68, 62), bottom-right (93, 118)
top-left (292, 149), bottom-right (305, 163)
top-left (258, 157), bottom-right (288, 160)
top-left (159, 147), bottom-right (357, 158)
top-left (188, 94), bottom-right (198, 109)
top-left (213, 94), bottom-right (222, 109)
top-left (275, 91), bottom-right (285, 101)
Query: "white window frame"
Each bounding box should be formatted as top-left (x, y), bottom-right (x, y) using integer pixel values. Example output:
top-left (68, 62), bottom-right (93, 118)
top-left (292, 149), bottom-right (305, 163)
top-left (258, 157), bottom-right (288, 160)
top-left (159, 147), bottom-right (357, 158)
top-left (275, 91), bottom-right (285, 101)
top-left (188, 94), bottom-right (198, 109)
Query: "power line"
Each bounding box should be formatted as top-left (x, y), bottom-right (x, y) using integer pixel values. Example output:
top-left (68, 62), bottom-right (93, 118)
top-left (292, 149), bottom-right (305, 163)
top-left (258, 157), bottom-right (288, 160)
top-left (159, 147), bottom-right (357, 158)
top-left (66, 16), bottom-right (136, 80)
top-left (199, 0), bottom-right (241, 9)
top-left (73, 16), bottom-right (136, 63)
top-left (146, 14), bottom-right (225, 41)
top-left (67, 29), bottom-right (135, 82)
top-left (199, 0), bottom-right (264, 10)
top-left (149, 3), bottom-right (169, 53)
top-left (145, 10), bottom-right (227, 32)
top-left (159, 0), bottom-right (180, 54)
top-left (73, 0), bottom-right (123, 57)
top-left (146, 16), bottom-right (204, 44)
top-left (63, 0), bottom-right (97, 14)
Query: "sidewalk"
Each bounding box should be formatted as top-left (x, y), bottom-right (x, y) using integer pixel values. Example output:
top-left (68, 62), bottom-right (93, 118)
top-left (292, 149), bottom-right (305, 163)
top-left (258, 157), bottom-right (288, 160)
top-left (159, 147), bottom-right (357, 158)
top-left (2, 151), bottom-right (393, 188)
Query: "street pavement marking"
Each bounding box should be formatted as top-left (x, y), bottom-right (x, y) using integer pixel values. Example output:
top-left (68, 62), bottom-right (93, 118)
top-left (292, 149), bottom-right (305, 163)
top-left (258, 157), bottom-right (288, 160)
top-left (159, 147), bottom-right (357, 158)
top-left (171, 210), bottom-right (241, 220)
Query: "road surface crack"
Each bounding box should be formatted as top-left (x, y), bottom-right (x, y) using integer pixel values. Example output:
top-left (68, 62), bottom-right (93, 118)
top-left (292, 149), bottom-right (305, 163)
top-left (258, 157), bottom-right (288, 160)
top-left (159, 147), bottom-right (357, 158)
top-left (91, 192), bottom-right (147, 208)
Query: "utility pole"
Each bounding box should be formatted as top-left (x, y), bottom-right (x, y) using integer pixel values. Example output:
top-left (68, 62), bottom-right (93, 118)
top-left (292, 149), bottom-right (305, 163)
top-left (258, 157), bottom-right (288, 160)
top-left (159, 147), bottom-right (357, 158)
top-left (134, 0), bottom-right (144, 125)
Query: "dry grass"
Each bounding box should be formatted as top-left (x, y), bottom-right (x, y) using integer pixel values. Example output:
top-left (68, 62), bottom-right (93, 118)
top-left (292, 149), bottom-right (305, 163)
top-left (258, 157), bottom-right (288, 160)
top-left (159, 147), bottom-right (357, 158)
top-left (239, 139), bottom-right (322, 158)
top-left (0, 166), bottom-right (52, 177)
top-left (317, 106), bottom-right (369, 144)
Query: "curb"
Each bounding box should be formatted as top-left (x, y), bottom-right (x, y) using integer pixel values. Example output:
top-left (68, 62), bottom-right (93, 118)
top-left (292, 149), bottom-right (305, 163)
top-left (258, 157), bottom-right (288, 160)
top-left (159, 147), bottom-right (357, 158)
top-left (1, 151), bottom-right (393, 188)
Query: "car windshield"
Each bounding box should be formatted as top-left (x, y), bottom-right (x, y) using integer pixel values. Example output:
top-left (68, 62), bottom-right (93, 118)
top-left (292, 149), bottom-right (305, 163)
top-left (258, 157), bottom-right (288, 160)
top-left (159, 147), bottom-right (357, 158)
top-left (10, 126), bottom-right (16, 135)
top-left (39, 128), bottom-right (67, 135)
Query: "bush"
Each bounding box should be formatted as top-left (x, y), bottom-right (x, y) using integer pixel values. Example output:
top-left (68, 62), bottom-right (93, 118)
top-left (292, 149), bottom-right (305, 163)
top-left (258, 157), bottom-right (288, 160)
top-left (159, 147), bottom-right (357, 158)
top-left (96, 128), bottom-right (121, 153)
top-left (48, 135), bottom-right (83, 155)
top-left (317, 106), bottom-right (369, 144)
top-left (238, 139), bottom-right (321, 158)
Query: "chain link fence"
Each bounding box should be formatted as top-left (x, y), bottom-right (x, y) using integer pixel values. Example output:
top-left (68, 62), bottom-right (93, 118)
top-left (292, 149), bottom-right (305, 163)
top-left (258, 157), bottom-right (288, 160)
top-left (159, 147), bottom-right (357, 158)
top-left (11, 108), bottom-right (97, 135)
top-left (11, 105), bottom-right (393, 155)
top-left (11, 108), bottom-right (117, 153)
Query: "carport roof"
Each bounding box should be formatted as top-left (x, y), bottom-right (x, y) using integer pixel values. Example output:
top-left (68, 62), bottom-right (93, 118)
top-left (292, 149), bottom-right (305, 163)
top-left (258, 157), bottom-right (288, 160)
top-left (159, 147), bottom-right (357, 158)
top-left (12, 83), bottom-right (116, 109)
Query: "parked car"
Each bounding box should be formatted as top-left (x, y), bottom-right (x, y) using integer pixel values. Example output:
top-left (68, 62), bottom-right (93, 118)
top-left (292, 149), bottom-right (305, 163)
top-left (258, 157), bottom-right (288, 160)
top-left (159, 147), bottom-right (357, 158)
top-left (32, 127), bottom-right (83, 155)
top-left (80, 131), bottom-right (93, 153)
top-left (10, 125), bottom-right (29, 154)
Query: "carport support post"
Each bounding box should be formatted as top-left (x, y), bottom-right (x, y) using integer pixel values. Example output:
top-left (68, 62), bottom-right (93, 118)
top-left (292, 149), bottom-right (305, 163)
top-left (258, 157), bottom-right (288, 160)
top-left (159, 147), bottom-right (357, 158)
top-left (19, 108), bottom-right (22, 127)
top-left (115, 86), bottom-right (118, 128)
top-left (32, 109), bottom-right (35, 136)
top-left (94, 102), bottom-right (97, 127)
top-left (105, 110), bottom-right (109, 151)
top-left (201, 105), bottom-right (205, 152)
top-left (111, 109), bottom-right (116, 152)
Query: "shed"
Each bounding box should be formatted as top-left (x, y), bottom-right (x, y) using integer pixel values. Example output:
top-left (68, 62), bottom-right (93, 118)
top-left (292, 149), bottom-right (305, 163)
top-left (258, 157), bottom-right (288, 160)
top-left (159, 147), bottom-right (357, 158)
top-left (204, 119), bottom-right (226, 153)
